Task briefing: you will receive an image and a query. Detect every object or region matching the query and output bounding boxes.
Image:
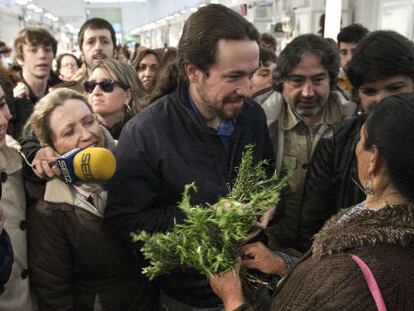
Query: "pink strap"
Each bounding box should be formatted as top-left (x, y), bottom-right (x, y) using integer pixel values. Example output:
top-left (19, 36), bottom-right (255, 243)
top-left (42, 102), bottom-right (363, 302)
top-left (351, 255), bottom-right (388, 311)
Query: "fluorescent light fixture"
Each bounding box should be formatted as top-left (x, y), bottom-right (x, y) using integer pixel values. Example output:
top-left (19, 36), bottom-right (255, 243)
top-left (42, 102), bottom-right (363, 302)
top-left (85, 0), bottom-right (146, 3)
top-left (44, 13), bottom-right (58, 21)
top-left (16, 0), bottom-right (30, 5)
top-left (26, 3), bottom-right (37, 10)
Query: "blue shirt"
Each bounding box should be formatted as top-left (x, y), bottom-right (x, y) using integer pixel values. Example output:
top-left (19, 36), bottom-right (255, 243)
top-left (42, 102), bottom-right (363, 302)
top-left (188, 93), bottom-right (235, 151)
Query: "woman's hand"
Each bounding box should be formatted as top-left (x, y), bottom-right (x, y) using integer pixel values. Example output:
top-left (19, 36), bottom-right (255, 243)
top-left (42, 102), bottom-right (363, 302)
top-left (256, 204), bottom-right (276, 229)
top-left (209, 263), bottom-right (245, 311)
top-left (245, 204), bottom-right (277, 241)
top-left (241, 242), bottom-right (286, 276)
top-left (31, 147), bottom-right (60, 179)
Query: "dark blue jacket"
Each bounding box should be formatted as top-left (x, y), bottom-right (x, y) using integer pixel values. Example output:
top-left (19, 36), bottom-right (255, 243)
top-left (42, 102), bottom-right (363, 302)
top-left (105, 83), bottom-right (274, 308)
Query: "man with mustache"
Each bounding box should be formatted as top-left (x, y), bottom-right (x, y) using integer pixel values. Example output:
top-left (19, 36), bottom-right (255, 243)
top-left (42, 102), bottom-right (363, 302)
top-left (265, 34), bottom-right (356, 253)
top-left (8, 27), bottom-right (57, 139)
top-left (71, 18), bottom-right (116, 84)
top-left (105, 4), bottom-right (274, 310)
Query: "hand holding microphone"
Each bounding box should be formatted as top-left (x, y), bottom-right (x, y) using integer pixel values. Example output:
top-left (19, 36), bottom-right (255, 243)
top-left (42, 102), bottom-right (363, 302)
top-left (56, 147), bottom-right (117, 184)
top-left (31, 146), bottom-right (60, 180)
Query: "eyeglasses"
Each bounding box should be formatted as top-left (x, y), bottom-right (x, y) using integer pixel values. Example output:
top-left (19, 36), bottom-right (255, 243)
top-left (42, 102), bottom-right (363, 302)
top-left (83, 79), bottom-right (127, 93)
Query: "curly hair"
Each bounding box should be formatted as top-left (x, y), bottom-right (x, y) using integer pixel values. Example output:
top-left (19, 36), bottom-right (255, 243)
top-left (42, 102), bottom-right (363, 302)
top-left (273, 34), bottom-right (339, 92)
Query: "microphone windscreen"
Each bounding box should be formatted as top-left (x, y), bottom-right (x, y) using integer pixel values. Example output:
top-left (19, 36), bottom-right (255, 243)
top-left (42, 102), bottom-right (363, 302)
top-left (56, 147), bottom-right (83, 184)
top-left (73, 147), bottom-right (116, 182)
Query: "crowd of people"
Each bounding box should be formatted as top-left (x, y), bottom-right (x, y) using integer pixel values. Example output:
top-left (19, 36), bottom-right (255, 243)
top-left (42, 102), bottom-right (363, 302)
top-left (0, 3), bottom-right (413, 311)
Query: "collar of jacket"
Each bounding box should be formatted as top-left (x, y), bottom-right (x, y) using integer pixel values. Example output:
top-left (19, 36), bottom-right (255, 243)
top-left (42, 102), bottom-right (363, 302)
top-left (312, 203), bottom-right (414, 259)
top-left (252, 86), bottom-right (275, 103)
top-left (282, 90), bottom-right (351, 131)
top-left (0, 135), bottom-right (23, 174)
top-left (43, 177), bottom-right (106, 218)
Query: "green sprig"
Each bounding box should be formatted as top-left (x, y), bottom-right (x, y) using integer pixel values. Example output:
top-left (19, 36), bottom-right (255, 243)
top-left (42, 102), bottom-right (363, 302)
top-left (131, 145), bottom-right (287, 279)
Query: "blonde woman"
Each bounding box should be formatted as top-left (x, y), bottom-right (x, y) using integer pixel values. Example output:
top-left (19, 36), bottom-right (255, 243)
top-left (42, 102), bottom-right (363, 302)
top-left (84, 59), bottom-right (145, 139)
top-left (25, 88), bottom-right (158, 310)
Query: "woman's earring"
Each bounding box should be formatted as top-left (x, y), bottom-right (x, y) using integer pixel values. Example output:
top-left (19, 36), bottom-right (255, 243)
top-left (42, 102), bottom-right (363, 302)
top-left (125, 102), bottom-right (131, 113)
top-left (365, 177), bottom-right (375, 195)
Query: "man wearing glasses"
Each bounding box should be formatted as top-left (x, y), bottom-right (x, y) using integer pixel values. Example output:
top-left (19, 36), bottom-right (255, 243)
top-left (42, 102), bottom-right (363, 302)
top-left (264, 34), bottom-right (356, 255)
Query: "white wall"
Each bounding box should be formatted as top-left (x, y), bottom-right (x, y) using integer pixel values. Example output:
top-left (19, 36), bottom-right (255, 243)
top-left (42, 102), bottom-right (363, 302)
top-left (0, 6), bottom-right (22, 46)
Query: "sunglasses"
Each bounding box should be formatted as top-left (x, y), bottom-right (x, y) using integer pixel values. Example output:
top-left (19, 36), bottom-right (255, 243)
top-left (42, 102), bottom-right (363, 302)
top-left (83, 79), bottom-right (127, 93)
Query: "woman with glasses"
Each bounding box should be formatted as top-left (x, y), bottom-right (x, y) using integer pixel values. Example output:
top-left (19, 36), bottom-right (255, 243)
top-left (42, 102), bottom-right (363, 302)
top-left (84, 59), bottom-right (145, 139)
top-left (24, 88), bottom-right (158, 310)
top-left (56, 53), bottom-right (81, 82)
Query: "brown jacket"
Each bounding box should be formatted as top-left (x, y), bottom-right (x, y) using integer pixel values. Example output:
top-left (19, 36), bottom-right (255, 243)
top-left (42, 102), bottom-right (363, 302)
top-left (27, 178), bottom-right (159, 311)
top-left (238, 203), bottom-right (414, 311)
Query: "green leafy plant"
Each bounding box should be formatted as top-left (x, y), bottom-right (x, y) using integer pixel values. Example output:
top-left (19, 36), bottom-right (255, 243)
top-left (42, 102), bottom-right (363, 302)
top-left (131, 145), bottom-right (287, 279)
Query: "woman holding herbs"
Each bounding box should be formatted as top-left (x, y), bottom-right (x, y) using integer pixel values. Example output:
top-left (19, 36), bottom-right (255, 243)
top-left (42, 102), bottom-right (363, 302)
top-left (210, 94), bottom-right (414, 311)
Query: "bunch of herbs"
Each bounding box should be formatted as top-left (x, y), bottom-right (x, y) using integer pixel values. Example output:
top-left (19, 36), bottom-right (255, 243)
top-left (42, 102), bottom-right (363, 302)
top-left (131, 145), bottom-right (287, 279)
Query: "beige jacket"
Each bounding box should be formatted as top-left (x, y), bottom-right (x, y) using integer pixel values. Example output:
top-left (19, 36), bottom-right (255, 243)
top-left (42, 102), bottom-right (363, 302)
top-left (0, 136), bottom-right (34, 311)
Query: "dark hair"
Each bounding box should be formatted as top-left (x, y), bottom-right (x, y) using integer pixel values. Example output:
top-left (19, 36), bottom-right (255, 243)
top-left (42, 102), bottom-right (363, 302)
top-left (178, 4), bottom-right (260, 76)
top-left (148, 4), bottom-right (260, 101)
top-left (260, 33), bottom-right (277, 51)
top-left (259, 48), bottom-right (277, 66)
top-left (161, 47), bottom-right (178, 66)
top-left (364, 93), bottom-right (414, 201)
top-left (116, 45), bottom-right (130, 60)
top-left (346, 31), bottom-right (414, 89)
top-left (133, 49), bottom-right (160, 72)
top-left (56, 53), bottom-right (81, 75)
top-left (78, 18), bottom-right (116, 51)
top-left (14, 27), bottom-right (57, 61)
top-left (337, 23), bottom-right (369, 45)
top-left (0, 65), bottom-right (20, 122)
top-left (274, 34), bottom-right (339, 92)
top-left (0, 41), bottom-right (11, 54)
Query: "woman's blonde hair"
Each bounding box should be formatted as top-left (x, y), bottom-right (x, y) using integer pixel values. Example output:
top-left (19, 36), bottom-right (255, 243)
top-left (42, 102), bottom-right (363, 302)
top-left (24, 88), bottom-right (91, 147)
top-left (92, 59), bottom-right (145, 117)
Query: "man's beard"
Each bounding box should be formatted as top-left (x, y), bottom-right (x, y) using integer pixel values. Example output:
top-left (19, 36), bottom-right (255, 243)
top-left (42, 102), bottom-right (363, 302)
top-left (213, 95), bottom-right (245, 120)
top-left (294, 95), bottom-right (328, 118)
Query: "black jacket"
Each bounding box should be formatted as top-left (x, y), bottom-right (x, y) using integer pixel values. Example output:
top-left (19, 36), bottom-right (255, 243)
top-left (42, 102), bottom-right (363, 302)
top-left (0, 232), bottom-right (13, 295)
top-left (105, 83), bottom-right (274, 308)
top-left (0, 184), bottom-right (13, 295)
top-left (297, 114), bottom-right (366, 252)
